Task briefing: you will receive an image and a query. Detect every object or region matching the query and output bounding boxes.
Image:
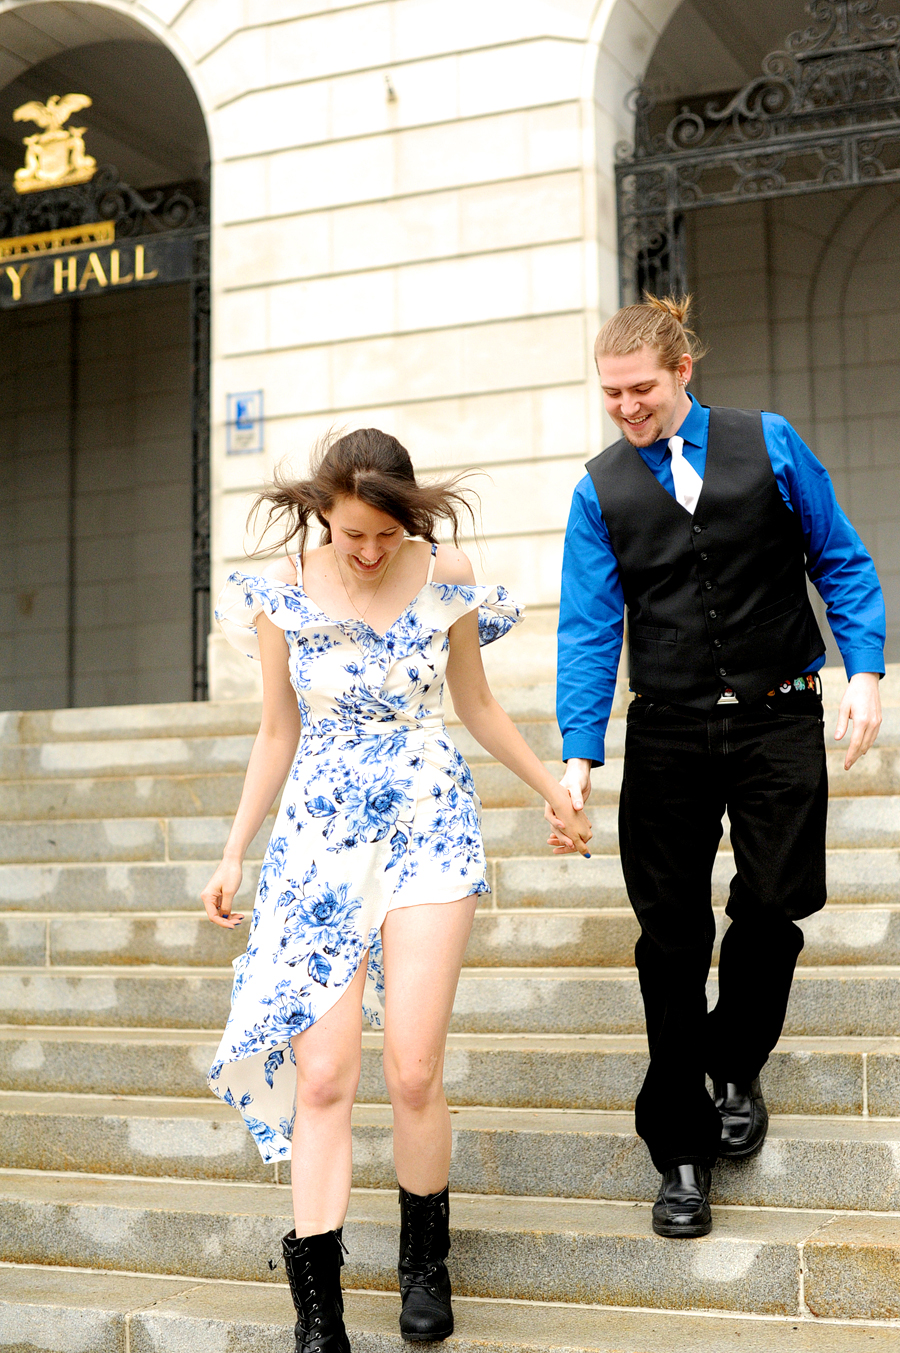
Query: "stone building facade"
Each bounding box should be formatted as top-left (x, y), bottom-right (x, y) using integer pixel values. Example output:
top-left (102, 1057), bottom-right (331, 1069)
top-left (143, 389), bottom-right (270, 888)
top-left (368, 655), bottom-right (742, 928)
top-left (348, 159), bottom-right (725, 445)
top-left (0, 0), bottom-right (896, 709)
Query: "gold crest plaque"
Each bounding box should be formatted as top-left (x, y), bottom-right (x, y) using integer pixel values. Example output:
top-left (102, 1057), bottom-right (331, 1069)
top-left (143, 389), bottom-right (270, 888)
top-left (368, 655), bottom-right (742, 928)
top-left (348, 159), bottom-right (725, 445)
top-left (13, 94), bottom-right (97, 194)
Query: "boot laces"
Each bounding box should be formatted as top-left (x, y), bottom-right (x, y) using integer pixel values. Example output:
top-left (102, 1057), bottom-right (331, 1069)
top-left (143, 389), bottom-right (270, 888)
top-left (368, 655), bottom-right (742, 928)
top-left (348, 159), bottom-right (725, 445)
top-left (293, 1256), bottom-right (331, 1347)
top-left (403, 1211), bottom-right (441, 1294)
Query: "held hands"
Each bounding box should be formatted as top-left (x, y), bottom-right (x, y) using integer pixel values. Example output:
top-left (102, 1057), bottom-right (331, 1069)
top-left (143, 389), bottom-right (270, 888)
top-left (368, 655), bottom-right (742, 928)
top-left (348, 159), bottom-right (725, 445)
top-left (835, 671), bottom-right (882, 771)
top-left (201, 857), bottom-right (245, 929)
top-left (544, 758), bottom-right (593, 856)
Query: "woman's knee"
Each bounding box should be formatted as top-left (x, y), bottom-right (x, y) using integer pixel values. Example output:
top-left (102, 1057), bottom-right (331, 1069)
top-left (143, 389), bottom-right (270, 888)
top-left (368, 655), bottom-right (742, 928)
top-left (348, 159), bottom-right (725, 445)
top-left (296, 1055), bottom-right (360, 1112)
top-left (384, 1053), bottom-right (444, 1111)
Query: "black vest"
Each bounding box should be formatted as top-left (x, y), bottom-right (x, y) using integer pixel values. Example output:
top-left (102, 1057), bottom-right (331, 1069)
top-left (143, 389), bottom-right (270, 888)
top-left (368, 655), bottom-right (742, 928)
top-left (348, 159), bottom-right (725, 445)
top-left (585, 406), bottom-right (826, 707)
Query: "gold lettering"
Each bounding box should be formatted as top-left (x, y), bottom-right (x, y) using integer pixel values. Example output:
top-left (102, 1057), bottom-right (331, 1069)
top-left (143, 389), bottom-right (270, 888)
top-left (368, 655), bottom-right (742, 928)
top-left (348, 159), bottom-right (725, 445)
top-left (5, 263), bottom-right (29, 301)
top-left (135, 245), bottom-right (158, 281)
top-left (53, 256), bottom-right (78, 294)
top-left (78, 251), bottom-right (108, 290)
top-left (110, 249), bottom-right (133, 285)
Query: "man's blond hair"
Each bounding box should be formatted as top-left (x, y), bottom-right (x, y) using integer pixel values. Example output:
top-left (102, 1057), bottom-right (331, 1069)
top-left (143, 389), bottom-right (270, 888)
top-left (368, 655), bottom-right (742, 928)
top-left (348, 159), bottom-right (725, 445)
top-left (595, 293), bottom-right (707, 371)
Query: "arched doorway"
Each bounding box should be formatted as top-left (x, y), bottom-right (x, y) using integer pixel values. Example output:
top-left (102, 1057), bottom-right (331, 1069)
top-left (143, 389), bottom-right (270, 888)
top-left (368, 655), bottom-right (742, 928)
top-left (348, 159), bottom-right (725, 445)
top-left (0, 3), bottom-right (210, 709)
top-left (615, 0), bottom-right (900, 659)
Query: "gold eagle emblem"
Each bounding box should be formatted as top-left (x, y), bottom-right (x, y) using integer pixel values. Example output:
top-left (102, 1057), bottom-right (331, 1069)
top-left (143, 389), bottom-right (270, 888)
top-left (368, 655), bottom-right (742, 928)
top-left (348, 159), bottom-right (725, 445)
top-left (13, 94), bottom-right (97, 194)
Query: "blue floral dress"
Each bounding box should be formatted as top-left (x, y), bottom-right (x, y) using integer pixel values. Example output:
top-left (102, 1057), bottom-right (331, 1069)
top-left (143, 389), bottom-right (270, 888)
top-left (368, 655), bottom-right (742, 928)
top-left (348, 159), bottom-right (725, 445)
top-left (207, 546), bottom-right (521, 1161)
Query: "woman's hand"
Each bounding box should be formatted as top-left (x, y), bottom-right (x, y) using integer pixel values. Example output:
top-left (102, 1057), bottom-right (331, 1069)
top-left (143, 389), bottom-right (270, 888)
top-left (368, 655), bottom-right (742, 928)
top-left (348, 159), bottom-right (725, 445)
top-left (545, 760), bottom-right (593, 854)
top-left (545, 788), bottom-right (593, 857)
top-left (201, 857), bottom-right (245, 929)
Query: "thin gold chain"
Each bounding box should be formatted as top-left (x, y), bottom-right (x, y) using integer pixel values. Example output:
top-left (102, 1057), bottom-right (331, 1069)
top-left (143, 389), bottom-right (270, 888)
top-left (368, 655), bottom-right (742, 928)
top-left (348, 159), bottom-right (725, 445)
top-left (332, 543), bottom-right (398, 622)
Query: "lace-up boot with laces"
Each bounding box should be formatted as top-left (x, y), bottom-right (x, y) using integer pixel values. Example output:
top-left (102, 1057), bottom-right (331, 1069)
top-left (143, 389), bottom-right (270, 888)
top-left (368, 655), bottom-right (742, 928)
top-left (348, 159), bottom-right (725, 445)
top-left (281, 1228), bottom-right (351, 1353)
top-left (397, 1185), bottom-right (453, 1342)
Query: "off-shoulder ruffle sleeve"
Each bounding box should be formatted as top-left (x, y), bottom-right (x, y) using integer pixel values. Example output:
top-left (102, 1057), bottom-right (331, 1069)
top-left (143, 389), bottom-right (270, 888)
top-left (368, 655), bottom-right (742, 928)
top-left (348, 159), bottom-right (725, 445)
top-left (214, 570), bottom-right (323, 661)
top-left (428, 582), bottom-right (523, 647)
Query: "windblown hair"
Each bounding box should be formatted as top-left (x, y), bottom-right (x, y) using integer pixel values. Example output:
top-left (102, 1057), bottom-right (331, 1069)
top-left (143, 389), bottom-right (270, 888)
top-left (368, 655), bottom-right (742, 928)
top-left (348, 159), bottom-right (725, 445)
top-left (249, 427), bottom-right (480, 558)
top-left (594, 293), bottom-right (707, 371)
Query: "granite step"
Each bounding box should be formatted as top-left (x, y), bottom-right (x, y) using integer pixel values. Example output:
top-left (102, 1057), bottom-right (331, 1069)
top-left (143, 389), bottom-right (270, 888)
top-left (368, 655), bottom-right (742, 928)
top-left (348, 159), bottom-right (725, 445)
top-left (3, 749), bottom-right (900, 816)
top-left (1, 676), bottom-right (895, 748)
top-left (4, 965), bottom-right (900, 1037)
top-left (0, 798), bottom-right (895, 865)
top-left (3, 1093), bottom-right (900, 1213)
top-left (0, 759), bottom-right (571, 819)
top-left (4, 905), bottom-right (900, 970)
top-left (492, 847), bottom-right (900, 909)
top-left (5, 1171), bottom-right (900, 1319)
top-left (1, 848), bottom-right (896, 915)
top-left (0, 733), bottom-right (257, 781)
top-left (0, 860), bottom-right (262, 914)
top-left (0, 725), bottom-right (557, 779)
top-left (5, 1265), bottom-right (899, 1353)
top-left (1, 1027), bottom-right (897, 1117)
top-left (0, 682), bottom-right (560, 746)
top-left (0, 702), bottom-right (265, 746)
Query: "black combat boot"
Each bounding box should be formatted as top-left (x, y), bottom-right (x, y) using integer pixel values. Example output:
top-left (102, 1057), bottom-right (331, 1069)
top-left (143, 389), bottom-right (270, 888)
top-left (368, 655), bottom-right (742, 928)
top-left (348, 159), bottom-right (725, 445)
top-left (281, 1228), bottom-right (351, 1352)
top-left (397, 1185), bottom-right (453, 1342)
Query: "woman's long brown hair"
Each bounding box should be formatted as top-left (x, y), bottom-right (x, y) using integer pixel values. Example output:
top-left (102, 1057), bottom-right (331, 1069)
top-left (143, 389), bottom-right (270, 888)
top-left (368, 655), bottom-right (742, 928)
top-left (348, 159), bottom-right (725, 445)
top-left (248, 427), bottom-right (480, 558)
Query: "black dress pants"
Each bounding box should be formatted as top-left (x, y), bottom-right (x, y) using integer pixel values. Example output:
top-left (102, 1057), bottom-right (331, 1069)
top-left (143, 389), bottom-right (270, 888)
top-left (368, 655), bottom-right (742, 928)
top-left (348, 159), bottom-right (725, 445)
top-left (618, 692), bottom-right (827, 1172)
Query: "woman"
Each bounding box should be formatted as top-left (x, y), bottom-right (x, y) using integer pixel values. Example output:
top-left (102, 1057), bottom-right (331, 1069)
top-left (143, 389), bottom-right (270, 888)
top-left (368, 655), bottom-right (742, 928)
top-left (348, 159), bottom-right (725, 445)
top-left (202, 428), bottom-right (591, 1352)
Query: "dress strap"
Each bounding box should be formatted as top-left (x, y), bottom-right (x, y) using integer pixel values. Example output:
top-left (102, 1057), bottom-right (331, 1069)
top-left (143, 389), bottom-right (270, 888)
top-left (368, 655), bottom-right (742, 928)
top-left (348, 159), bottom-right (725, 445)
top-left (426, 543), bottom-right (438, 584)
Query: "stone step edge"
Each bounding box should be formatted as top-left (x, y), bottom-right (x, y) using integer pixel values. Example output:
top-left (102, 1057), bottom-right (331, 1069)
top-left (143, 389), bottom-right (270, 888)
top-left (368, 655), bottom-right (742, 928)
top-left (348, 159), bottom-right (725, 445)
top-left (8, 1167), bottom-right (900, 1222)
top-left (4, 663), bottom-right (897, 742)
top-left (9, 903), bottom-right (900, 919)
top-left (5, 1172), bottom-right (900, 1322)
top-left (3, 1025), bottom-right (900, 1052)
top-left (4, 1091), bottom-right (900, 1134)
top-left (3, 1264), bottom-right (900, 1352)
top-left (4, 963), bottom-right (900, 977)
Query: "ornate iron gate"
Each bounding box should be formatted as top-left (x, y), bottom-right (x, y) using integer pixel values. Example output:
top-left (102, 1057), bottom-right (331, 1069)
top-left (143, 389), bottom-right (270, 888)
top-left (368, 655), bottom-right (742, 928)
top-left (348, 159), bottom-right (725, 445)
top-left (0, 170), bottom-right (211, 699)
top-left (616, 0), bottom-right (900, 301)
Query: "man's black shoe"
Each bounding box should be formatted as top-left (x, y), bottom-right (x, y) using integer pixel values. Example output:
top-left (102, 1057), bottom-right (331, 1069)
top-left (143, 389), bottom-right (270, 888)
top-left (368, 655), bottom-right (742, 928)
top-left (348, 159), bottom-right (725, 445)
top-left (651, 1164), bottom-right (712, 1238)
top-left (714, 1077), bottom-right (769, 1160)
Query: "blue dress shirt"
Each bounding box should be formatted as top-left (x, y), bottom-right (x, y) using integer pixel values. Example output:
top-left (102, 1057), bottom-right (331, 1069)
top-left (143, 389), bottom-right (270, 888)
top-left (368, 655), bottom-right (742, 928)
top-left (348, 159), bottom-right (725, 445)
top-left (558, 395), bottom-right (886, 766)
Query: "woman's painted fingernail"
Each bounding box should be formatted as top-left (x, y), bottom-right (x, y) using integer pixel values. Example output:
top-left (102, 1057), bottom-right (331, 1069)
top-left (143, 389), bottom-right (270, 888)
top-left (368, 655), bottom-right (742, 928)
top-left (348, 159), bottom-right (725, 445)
top-left (584, 852), bottom-right (591, 859)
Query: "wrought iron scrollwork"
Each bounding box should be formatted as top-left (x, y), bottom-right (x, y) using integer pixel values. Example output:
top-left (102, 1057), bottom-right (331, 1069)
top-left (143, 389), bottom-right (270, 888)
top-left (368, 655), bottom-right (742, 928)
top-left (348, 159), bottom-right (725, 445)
top-left (616, 0), bottom-right (900, 301)
top-left (0, 165), bottom-right (207, 240)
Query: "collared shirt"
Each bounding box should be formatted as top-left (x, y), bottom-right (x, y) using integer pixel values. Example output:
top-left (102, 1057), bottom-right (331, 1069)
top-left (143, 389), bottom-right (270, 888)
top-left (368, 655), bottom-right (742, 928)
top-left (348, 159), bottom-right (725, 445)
top-left (558, 395), bottom-right (886, 766)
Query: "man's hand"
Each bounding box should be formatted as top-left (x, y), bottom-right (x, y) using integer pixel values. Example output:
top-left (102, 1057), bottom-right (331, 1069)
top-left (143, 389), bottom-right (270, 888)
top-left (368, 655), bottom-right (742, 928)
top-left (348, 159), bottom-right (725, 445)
top-left (835, 671), bottom-right (882, 770)
top-left (545, 758), bottom-right (593, 853)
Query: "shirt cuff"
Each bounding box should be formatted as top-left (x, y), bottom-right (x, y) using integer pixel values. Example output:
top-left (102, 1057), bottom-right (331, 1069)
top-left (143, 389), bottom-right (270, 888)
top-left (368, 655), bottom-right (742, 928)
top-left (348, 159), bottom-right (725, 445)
top-left (561, 735), bottom-right (605, 768)
top-left (843, 650), bottom-right (886, 679)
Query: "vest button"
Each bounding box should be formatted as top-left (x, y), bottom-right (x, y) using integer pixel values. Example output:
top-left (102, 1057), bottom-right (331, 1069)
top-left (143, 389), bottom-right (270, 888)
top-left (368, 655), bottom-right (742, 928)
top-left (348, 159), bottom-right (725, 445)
top-left (704, 581), bottom-right (713, 590)
top-left (692, 525), bottom-right (703, 533)
top-left (713, 640), bottom-right (722, 649)
top-left (719, 668), bottom-right (728, 677)
top-left (700, 552), bottom-right (708, 560)
top-left (709, 609), bottom-right (717, 618)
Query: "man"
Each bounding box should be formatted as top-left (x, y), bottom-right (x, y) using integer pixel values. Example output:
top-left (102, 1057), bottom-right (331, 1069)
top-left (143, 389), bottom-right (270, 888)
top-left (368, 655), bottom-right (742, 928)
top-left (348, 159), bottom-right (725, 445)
top-left (550, 294), bottom-right (884, 1238)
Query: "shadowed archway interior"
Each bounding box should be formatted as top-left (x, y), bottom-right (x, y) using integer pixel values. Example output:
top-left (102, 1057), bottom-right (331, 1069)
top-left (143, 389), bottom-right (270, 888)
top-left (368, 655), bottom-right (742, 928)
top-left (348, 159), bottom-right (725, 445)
top-left (0, 3), bottom-right (209, 710)
top-left (621, 0), bottom-right (900, 661)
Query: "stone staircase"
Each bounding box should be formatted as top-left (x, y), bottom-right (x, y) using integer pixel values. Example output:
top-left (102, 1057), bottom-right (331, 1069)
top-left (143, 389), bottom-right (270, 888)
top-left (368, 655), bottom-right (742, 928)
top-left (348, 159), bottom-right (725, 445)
top-left (2, 667), bottom-right (900, 1351)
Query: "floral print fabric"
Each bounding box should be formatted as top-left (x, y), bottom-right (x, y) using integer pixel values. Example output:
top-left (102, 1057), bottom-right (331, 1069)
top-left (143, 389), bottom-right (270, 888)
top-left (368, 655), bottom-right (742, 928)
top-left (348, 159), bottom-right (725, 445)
top-left (207, 557), bottom-right (522, 1161)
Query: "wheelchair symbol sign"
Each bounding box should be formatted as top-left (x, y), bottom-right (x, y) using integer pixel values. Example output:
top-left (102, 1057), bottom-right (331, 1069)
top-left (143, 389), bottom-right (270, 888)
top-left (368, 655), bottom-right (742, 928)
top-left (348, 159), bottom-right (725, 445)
top-left (227, 390), bottom-right (264, 454)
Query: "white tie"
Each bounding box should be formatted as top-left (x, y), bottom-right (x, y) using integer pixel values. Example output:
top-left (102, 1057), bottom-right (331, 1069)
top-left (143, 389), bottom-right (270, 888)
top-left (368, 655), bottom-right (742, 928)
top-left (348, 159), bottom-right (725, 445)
top-left (668, 435), bottom-right (704, 515)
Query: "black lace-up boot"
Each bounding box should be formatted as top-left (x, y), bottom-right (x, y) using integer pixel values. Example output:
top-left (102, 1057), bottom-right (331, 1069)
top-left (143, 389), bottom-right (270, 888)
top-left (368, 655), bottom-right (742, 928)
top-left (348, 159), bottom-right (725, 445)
top-left (397, 1185), bottom-right (453, 1342)
top-left (281, 1228), bottom-right (351, 1353)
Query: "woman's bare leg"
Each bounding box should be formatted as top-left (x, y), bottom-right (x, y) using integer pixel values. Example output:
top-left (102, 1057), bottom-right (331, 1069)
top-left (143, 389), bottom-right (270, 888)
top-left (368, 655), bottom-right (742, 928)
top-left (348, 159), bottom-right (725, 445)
top-left (381, 896), bottom-right (477, 1193)
top-left (289, 956), bottom-right (366, 1235)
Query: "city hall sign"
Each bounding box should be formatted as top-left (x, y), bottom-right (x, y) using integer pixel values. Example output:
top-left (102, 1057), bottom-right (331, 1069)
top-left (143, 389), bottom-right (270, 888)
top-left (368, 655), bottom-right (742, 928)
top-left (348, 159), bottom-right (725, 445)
top-left (0, 93), bottom-right (199, 308)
